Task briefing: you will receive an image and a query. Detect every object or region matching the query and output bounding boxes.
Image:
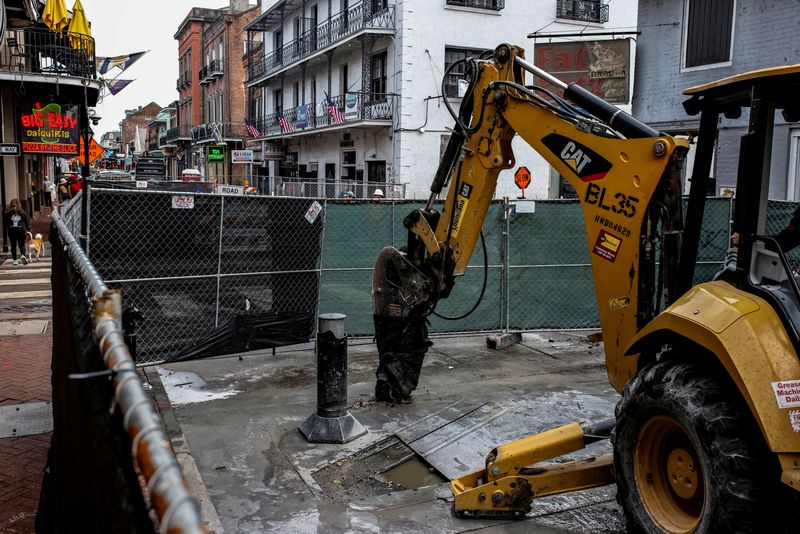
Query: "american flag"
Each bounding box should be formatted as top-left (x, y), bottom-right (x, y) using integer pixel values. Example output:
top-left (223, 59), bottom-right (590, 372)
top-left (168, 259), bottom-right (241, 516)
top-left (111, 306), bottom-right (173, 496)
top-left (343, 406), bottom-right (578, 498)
top-left (326, 94), bottom-right (345, 124)
top-left (277, 112), bottom-right (295, 134)
top-left (245, 120), bottom-right (261, 138)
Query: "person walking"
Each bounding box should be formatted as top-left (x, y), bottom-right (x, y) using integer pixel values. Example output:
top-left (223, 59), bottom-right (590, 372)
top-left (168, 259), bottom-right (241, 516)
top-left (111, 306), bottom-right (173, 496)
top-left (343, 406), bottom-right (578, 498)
top-left (3, 199), bottom-right (29, 265)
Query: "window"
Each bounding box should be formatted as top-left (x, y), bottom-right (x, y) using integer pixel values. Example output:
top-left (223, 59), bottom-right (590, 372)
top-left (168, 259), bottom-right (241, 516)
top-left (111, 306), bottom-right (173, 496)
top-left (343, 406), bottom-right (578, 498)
top-left (371, 51), bottom-right (387, 96)
top-left (555, 0), bottom-right (608, 23)
top-left (444, 47), bottom-right (481, 97)
top-left (293, 81), bottom-right (300, 106)
top-left (371, 0), bottom-right (388, 11)
top-left (446, 0), bottom-right (504, 10)
top-left (274, 89), bottom-right (283, 113)
top-left (684, 0), bottom-right (735, 68)
top-left (310, 79), bottom-right (317, 114)
top-left (341, 63), bottom-right (349, 95)
top-left (218, 42), bottom-right (224, 70)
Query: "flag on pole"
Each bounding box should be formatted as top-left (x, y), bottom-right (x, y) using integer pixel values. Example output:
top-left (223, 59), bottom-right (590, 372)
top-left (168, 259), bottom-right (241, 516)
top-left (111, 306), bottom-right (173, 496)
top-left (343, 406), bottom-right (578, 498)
top-left (96, 51), bottom-right (148, 75)
top-left (211, 124), bottom-right (223, 143)
top-left (326, 93), bottom-right (345, 124)
top-left (277, 112), bottom-right (295, 134)
top-left (106, 78), bottom-right (134, 96)
top-left (245, 120), bottom-right (261, 138)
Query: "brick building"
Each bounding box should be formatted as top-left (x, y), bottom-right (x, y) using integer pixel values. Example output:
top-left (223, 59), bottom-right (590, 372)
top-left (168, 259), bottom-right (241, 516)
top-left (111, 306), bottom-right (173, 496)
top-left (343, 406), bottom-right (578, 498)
top-left (119, 103), bottom-right (162, 161)
top-left (168, 0), bottom-right (260, 182)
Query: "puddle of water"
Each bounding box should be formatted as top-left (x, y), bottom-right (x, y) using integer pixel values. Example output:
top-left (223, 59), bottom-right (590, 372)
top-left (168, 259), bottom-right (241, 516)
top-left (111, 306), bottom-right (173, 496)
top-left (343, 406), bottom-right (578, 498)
top-left (376, 457), bottom-right (445, 489)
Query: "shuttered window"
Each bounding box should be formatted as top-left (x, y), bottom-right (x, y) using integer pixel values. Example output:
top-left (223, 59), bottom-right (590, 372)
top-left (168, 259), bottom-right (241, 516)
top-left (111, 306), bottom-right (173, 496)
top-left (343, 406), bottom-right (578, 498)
top-left (685, 0), bottom-right (735, 68)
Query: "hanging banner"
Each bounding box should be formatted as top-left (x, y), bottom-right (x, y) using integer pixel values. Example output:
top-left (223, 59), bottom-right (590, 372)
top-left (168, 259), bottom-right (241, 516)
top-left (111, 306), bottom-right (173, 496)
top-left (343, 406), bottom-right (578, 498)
top-left (19, 100), bottom-right (80, 155)
top-left (344, 92), bottom-right (359, 120)
top-left (296, 104), bottom-right (309, 129)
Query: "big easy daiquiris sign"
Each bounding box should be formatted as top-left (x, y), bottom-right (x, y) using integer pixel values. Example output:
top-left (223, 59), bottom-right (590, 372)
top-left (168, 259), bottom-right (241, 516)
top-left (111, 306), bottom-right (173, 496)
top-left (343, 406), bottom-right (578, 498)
top-left (19, 100), bottom-right (80, 155)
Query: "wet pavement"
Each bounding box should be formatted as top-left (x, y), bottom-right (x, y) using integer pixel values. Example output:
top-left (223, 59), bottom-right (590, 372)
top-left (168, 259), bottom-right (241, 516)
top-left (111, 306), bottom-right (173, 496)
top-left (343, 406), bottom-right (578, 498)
top-left (0, 208), bottom-right (54, 533)
top-left (152, 331), bottom-right (627, 533)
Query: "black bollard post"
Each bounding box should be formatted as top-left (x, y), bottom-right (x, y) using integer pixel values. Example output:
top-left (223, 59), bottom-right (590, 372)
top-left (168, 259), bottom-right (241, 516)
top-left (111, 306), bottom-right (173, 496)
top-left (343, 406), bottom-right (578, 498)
top-left (121, 306), bottom-right (143, 361)
top-left (299, 313), bottom-right (367, 443)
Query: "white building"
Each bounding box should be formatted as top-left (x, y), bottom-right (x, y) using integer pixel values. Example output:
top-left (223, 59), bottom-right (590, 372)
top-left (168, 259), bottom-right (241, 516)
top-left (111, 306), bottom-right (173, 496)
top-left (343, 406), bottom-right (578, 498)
top-left (245, 0), bottom-right (638, 199)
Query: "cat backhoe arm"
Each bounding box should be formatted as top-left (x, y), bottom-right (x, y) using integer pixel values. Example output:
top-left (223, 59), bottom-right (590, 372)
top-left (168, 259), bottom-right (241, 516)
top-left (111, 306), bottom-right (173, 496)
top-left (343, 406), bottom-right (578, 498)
top-left (372, 44), bottom-right (686, 414)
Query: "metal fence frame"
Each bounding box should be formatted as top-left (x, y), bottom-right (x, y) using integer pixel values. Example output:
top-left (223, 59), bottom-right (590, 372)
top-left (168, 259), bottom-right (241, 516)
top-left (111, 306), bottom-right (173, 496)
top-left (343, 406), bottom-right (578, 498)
top-left (50, 209), bottom-right (204, 532)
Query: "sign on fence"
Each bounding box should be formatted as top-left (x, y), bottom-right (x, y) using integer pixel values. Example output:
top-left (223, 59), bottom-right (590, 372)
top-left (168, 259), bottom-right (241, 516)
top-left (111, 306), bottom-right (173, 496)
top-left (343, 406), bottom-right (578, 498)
top-left (171, 195), bottom-right (194, 209)
top-left (231, 149), bottom-right (254, 163)
top-left (218, 185), bottom-right (244, 196)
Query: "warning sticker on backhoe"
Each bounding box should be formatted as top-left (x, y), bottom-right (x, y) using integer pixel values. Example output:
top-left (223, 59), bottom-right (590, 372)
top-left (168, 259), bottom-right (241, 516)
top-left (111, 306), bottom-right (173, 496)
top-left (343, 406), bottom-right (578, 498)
top-left (772, 380), bottom-right (800, 408)
top-left (789, 410), bottom-right (800, 432)
top-left (450, 182), bottom-right (473, 239)
top-left (609, 297), bottom-right (630, 311)
top-left (592, 230), bottom-right (622, 263)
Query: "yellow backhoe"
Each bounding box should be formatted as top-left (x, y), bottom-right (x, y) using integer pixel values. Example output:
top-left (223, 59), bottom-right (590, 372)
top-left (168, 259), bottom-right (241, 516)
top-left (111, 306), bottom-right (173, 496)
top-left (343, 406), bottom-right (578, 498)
top-left (372, 44), bottom-right (800, 532)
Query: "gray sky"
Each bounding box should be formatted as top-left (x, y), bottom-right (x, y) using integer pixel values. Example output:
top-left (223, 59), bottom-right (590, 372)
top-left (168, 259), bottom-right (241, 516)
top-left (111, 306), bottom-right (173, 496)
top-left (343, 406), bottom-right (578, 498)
top-left (80, 0), bottom-right (249, 138)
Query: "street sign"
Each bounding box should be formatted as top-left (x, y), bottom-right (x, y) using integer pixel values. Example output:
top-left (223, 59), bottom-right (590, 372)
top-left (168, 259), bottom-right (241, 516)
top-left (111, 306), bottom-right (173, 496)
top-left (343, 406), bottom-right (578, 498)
top-left (514, 167), bottom-right (531, 190)
top-left (134, 157), bottom-right (165, 178)
top-left (77, 137), bottom-right (106, 165)
top-left (0, 143), bottom-right (20, 156)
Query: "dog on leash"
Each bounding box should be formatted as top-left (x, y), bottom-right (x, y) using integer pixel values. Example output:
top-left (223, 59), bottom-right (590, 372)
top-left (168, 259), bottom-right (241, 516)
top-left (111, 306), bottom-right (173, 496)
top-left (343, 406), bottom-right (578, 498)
top-left (26, 232), bottom-right (45, 262)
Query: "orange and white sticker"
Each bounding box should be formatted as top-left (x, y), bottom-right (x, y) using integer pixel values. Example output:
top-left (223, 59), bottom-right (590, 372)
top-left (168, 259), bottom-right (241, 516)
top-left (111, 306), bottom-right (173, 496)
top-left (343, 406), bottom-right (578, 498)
top-left (772, 380), bottom-right (800, 408)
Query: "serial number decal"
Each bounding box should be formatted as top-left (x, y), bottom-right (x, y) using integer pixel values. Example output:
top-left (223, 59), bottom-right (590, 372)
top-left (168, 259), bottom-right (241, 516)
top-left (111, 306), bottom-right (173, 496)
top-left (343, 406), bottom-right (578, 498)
top-left (609, 296), bottom-right (631, 311)
top-left (451, 183), bottom-right (473, 238)
top-left (585, 183), bottom-right (639, 219)
top-left (594, 215), bottom-right (632, 238)
top-left (593, 230), bottom-right (622, 263)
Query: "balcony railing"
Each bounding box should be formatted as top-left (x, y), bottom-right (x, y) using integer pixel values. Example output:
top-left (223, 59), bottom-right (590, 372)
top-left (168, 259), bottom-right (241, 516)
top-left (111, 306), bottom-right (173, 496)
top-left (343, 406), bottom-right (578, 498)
top-left (247, 93), bottom-right (395, 138)
top-left (0, 27), bottom-right (96, 79)
top-left (556, 0), bottom-right (609, 23)
top-left (199, 60), bottom-right (223, 85)
top-left (158, 132), bottom-right (168, 147)
top-left (248, 1), bottom-right (395, 83)
top-left (176, 71), bottom-right (192, 91)
top-left (191, 122), bottom-right (247, 143)
top-left (446, 0), bottom-right (504, 10)
top-left (165, 125), bottom-right (194, 143)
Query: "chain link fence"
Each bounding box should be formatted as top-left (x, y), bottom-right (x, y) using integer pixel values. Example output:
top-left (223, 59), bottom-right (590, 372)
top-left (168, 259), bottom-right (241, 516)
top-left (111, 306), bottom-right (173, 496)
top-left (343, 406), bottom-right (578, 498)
top-left (87, 188), bottom-right (324, 364)
top-left (82, 187), bottom-right (789, 365)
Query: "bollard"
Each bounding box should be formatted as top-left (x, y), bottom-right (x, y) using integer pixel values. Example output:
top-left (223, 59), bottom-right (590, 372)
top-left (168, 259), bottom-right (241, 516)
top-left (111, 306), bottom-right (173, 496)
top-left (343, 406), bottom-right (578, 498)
top-left (121, 306), bottom-right (143, 361)
top-left (299, 313), bottom-right (367, 444)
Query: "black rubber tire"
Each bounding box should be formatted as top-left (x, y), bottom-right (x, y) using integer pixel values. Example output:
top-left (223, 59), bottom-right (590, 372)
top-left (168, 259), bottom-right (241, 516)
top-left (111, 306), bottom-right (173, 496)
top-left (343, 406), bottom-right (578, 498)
top-left (613, 361), bottom-right (774, 534)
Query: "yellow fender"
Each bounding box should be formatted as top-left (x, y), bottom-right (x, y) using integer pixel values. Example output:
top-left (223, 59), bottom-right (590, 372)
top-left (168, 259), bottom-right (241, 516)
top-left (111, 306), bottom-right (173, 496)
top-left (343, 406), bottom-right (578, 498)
top-left (625, 281), bottom-right (800, 453)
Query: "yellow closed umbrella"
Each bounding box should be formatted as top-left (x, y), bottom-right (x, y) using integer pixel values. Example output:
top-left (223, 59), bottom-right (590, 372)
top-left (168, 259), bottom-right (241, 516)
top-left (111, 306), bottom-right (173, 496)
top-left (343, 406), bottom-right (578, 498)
top-left (42, 0), bottom-right (69, 33)
top-left (67, 0), bottom-right (92, 52)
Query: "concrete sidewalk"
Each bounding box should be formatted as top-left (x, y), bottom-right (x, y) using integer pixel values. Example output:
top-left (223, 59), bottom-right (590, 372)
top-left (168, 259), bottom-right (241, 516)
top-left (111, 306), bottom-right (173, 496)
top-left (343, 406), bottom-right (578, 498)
top-left (152, 330), bottom-right (625, 533)
top-left (0, 207), bottom-right (54, 533)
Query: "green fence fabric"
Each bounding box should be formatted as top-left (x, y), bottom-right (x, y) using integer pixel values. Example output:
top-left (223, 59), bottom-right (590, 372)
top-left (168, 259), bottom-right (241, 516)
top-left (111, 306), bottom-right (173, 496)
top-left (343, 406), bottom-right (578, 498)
top-left (318, 197), bottom-right (747, 336)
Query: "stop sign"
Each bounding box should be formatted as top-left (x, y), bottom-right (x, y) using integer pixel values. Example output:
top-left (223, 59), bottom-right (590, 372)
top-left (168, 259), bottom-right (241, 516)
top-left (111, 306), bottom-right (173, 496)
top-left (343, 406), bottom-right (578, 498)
top-left (514, 167), bottom-right (531, 190)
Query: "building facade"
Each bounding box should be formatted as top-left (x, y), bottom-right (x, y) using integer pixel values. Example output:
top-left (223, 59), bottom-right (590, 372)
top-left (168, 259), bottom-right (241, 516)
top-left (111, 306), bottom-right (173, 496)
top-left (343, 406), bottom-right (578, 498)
top-left (0, 1), bottom-right (101, 250)
top-left (170, 1), bottom-right (260, 182)
top-left (119, 103), bottom-right (162, 165)
top-left (633, 0), bottom-right (800, 199)
top-left (244, 0), bottom-right (638, 199)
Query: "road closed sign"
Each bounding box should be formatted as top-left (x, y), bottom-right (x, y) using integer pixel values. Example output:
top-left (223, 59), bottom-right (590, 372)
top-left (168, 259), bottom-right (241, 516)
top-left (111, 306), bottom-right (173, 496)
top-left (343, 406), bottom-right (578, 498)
top-left (218, 185), bottom-right (244, 196)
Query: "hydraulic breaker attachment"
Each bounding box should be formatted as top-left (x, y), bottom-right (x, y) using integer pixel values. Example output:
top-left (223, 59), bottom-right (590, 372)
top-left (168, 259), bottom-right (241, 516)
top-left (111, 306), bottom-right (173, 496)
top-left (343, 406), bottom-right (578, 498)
top-left (450, 419), bottom-right (615, 518)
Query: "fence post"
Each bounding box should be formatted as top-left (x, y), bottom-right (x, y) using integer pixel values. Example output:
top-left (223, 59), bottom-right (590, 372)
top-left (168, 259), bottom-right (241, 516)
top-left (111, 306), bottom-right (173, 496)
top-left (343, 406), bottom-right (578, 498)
top-left (215, 195), bottom-right (225, 328)
top-left (487, 198), bottom-right (521, 350)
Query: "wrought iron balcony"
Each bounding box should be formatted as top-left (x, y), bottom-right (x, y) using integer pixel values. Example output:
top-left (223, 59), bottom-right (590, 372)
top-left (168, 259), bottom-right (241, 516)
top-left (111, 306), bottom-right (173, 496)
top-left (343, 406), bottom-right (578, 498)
top-left (446, 0), bottom-right (504, 10)
top-left (247, 1), bottom-right (395, 84)
top-left (191, 122), bottom-right (247, 143)
top-left (199, 60), bottom-right (223, 85)
top-left (165, 125), bottom-right (194, 143)
top-left (0, 27), bottom-right (96, 79)
top-left (176, 71), bottom-right (192, 91)
top-left (556, 0), bottom-right (609, 23)
top-left (247, 92), bottom-right (395, 139)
